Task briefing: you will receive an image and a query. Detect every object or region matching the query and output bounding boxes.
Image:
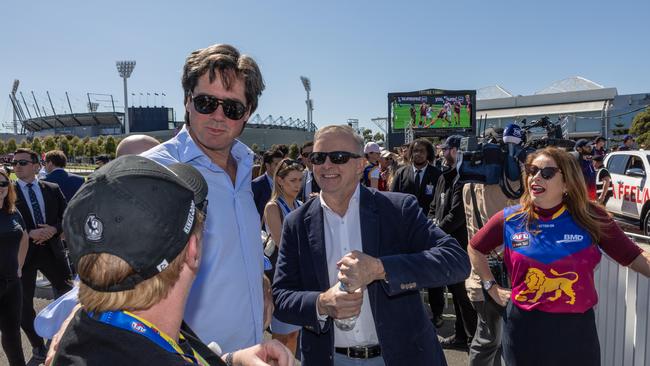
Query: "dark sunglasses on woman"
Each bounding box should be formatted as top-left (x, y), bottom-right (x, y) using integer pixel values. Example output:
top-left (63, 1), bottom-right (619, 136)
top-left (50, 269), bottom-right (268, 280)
top-left (525, 164), bottom-right (561, 180)
top-left (190, 94), bottom-right (247, 120)
top-left (308, 151), bottom-right (362, 165)
top-left (0, 181), bottom-right (9, 187)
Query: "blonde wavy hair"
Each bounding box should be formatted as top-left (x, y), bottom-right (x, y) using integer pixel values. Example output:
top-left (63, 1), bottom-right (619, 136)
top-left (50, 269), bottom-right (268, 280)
top-left (78, 211), bottom-right (205, 312)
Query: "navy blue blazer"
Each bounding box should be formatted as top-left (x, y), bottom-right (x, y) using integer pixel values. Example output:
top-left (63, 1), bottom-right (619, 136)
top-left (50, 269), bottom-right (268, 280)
top-left (272, 186), bottom-right (470, 366)
top-left (44, 169), bottom-right (84, 202)
top-left (251, 174), bottom-right (272, 219)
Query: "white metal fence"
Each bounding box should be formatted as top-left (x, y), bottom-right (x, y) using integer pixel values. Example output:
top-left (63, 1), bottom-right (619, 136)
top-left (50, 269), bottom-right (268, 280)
top-left (595, 244), bottom-right (650, 366)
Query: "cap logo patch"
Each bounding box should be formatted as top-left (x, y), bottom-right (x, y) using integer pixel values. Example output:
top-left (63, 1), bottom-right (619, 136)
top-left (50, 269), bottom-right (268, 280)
top-left (183, 201), bottom-right (196, 234)
top-left (156, 259), bottom-right (169, 272)
top-left (84, 214), bottom-right (104, 242)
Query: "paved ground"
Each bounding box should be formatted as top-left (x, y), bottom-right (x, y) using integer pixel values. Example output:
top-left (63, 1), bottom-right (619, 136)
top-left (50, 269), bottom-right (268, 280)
top-left (0, 288), bottom-right (468, 366)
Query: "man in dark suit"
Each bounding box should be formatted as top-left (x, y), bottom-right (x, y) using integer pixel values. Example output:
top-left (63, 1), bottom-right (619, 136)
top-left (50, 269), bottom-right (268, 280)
top-left (390, 137), bottom-right (446, 327)
top-left (298, 141), bottom-right (320, 202)
top-left (43, 150), bottom-right (85, 202)
top-left (11, 148), bottom-right (72, 361)
top-left (252, 149), bottom-right (284, 219)
top-left (390, 138), bottom-right (442, 211)
top-left (272, 126), bottom-right (470, 366)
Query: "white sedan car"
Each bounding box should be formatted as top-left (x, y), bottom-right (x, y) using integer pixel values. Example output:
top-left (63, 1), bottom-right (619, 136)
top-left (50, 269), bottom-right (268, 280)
top-left (604, 151), bottom-right (650, 234)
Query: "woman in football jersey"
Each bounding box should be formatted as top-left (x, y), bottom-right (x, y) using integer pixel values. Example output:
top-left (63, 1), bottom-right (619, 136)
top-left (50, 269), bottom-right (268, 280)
top-left (467, 147), bottom-right (650, 366)
top-left (0, 168), bottom-right (29, 366)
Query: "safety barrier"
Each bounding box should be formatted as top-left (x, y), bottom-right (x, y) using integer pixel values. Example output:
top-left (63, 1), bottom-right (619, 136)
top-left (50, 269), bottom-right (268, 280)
top-left (595, 239), bottom-right (650, 366)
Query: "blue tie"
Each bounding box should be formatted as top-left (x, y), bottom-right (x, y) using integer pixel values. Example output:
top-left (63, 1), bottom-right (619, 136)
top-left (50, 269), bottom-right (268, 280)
top-left (27, 183), bottom-right (45, 225)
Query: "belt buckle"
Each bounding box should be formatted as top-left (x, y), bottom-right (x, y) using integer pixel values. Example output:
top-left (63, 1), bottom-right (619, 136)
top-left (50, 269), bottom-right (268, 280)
top-left (364, 347), bottom-right (369, 359)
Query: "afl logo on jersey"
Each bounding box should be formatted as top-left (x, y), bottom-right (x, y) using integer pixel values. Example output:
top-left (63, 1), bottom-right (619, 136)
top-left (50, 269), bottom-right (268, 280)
top-left (511, 232), bottom-right (530, 248)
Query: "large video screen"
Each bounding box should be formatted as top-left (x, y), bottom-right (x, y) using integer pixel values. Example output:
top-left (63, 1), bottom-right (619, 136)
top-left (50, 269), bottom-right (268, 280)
top-left (388, 89), bottom-right (475, 135)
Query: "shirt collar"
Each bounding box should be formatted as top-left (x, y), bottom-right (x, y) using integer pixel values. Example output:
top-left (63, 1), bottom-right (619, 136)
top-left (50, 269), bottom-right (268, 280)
top-left (319, 184), bottom-right (360, 217)
top-left (412, 164), bottom-right (428, 174)
top-left (175, 125), bottom-right (254, 168)
top-left (17, 178), bottom-right (38, 189)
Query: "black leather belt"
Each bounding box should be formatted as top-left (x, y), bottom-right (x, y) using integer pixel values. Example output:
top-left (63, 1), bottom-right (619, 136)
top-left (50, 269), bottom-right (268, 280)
top-left (335, 345), bottom-right (381, 359)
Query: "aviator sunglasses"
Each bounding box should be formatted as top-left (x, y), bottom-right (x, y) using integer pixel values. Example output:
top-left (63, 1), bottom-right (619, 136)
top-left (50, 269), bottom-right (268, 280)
top-left (309, 151), bottom-right (362, 165)
top-left (190, 94), bottom-right (248, 120)
top-left (525, 164), bottom-right (561, 180)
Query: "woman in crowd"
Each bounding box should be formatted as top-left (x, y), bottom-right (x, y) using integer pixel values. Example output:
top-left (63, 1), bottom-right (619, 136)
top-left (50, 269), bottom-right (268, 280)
top-left (263, 158), bottom-right (305, 355)
top-left (0, 168), bottom-right (29, 366)
top-left (379, 150), bottom-right (399, 191)
top-left (468, 147), bottom-right (650, 366)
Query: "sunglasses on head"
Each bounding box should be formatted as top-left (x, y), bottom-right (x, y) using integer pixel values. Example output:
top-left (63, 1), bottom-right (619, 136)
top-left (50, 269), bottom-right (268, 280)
top-left (309, 151), bottom-right (362, 165)
top-left (190, 94), bottom-right (247, 120)
top-left (0, 181), bottom-right (9, 187)
top-left (280, 159), bottom-right (305, 169)
top-left (525, 164), bottom-right (561, 180)
top-left (10, 160), bottom-right (34, 167)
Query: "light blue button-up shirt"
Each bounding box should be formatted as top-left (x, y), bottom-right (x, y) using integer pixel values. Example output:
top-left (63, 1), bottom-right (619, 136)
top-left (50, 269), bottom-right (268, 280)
top-left (143, 126), bottom-right (264, 353)
top-left (16, 178), bottom-right (46, 225)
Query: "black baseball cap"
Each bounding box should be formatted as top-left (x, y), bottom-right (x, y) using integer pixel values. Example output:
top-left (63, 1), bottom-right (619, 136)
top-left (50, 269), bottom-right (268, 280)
top-left (439, 135), bottom-right (462, 149)
top-left (64, 155), bottom-right (208, 292)
top-left (575, 139), bottom-right (592, 149)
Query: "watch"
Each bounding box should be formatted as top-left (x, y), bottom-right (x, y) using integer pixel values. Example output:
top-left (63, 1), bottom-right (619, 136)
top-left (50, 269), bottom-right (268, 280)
top-left (482, 280), bottom-right (497, 291)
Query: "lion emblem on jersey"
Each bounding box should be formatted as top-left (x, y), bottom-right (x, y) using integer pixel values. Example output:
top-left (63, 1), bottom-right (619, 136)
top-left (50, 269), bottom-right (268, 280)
top-left (514, 268), bottom-right (579, 305)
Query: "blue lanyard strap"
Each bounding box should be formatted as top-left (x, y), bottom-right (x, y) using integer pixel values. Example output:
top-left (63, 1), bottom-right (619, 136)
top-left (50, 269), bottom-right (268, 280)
top-left (89, 310), bottom-right (207, 365)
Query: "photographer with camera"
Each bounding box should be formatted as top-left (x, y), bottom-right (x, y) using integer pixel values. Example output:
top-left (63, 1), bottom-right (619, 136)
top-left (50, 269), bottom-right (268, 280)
top-left (460, 124), bottom-right (523, 366)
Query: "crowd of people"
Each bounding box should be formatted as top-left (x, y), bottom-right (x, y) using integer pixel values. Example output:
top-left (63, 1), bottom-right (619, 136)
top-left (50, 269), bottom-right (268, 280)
top-left (0, 43), bottom-right (649, 366)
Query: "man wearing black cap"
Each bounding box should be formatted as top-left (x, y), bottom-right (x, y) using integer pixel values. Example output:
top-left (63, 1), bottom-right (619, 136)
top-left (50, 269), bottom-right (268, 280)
top-left (52, 156), bottom-right (292, 366)
top-left (429, 135), bottom-right (476, 350)
top-left (572, 139), bottom-right (597, 200)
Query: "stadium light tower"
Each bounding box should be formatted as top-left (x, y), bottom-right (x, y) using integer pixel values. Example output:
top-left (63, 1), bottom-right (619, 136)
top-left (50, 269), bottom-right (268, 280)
top-left (116, 60), bottom-right (136, 135)
top-left (300, 76), bottom-right (313, 129)
top-left (11, 79), bottom-right (19, 134)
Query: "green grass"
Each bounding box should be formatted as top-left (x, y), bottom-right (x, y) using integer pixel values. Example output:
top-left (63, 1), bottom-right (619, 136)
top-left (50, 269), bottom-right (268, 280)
top-left (392, 104), bottom-right (471, 130)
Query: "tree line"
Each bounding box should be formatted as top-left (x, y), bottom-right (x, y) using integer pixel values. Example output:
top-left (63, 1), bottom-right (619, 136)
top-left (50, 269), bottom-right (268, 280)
top-left (0, 135), bottom-right (119, 162)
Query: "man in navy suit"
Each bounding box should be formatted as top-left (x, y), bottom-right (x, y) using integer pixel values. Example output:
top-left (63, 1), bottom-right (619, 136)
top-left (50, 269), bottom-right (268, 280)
top-left (43, 150), bottom-right (84, 202)
top-left (252, 148), bottom-right (284, 219)
top-left (272, 125), bottom-right (470, 366)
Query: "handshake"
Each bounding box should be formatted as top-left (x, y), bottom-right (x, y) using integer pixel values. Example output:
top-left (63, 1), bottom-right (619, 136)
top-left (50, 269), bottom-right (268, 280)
top-left (316, 251), bottom-right (386, 319)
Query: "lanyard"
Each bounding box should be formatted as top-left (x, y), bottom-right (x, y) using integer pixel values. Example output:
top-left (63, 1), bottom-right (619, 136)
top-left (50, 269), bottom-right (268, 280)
top-left (90, 310), bottom-right (209, 365)
top-left (277, 196), bottom-right (300, 216)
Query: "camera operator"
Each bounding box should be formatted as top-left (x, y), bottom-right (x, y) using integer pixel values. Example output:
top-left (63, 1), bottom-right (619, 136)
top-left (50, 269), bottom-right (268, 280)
top-left (428, 136), bottom-right (477, 351)
top-left (462, 124), bottom-right (522, 366)
top-left (571, 139), bottom-right (596, 201)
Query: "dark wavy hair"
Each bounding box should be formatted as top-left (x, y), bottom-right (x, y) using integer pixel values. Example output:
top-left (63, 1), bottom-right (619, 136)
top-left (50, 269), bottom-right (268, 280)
top-left (409, 138), bottom-right (435, 163)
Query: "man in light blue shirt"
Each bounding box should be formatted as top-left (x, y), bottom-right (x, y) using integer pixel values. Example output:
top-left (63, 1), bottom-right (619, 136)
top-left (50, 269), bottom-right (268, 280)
top-left (37, 44), bottom-right (271, 357)
top-left (141, 44), bottom-right (268, 353)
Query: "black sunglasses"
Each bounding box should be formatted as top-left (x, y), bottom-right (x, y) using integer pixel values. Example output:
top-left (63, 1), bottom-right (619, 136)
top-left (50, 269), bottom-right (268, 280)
top-left (10, 160), bottom-right (34, 167)
top-left (191, 94), bottom-right (247, 120)
top-left (525, 164), bottom-right (562, 180)
top-left (0, 181), bottom-right (9, 187)
top-left (309, 151), bottom-right (362, 165)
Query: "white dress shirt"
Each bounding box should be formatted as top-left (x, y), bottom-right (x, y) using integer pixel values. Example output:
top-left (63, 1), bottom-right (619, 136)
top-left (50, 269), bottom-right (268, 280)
top-left (320, 184), bottom-right (379, 347)
top-left (17, 178), bottom-right (46, 225)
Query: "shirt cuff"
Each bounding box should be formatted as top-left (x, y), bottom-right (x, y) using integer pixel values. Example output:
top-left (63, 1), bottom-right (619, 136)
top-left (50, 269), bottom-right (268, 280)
top-left (316, 308), bottom-right (328, 328)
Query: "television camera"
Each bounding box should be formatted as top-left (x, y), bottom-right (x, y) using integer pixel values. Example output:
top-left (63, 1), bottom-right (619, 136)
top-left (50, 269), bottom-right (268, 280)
top-left (457, 116), bottom-right (575, 199)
